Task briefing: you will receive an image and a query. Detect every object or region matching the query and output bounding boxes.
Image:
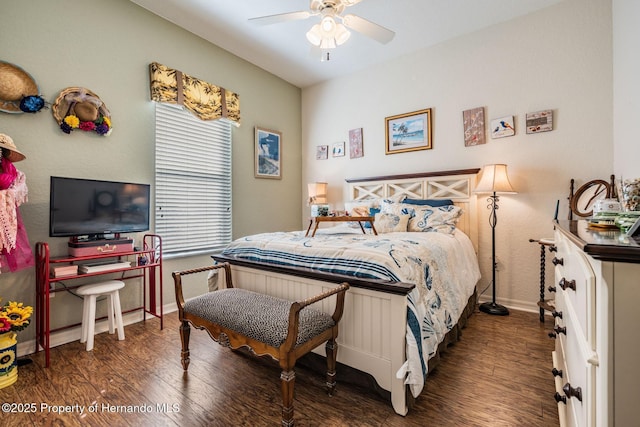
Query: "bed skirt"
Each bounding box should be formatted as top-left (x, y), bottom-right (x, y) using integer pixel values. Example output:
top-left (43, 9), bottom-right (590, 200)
top-left (298, 288), bottom-right (477, 407)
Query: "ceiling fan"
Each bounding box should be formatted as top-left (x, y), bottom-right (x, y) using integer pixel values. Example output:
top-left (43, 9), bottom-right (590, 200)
top-left (249, 0), bottom-right (395, 50)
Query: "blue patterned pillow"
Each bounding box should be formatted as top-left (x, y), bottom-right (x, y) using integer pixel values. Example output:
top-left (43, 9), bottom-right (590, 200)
top-left (402, 198), bottom-right (453, 207)
top-left (407, 205), bottom-right (462, 234)
top-left (364, 207), bottom-right (381, 228)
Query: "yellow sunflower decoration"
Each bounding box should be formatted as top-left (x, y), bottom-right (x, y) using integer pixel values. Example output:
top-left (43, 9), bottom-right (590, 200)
top-left (0, 348), bottom-right (15, 371)
top-left (0, 299), bottom-right (33, 333)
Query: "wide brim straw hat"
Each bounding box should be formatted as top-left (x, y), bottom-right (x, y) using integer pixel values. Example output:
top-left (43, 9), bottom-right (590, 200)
top-left (52, 87), bottom-right (111, 124)
top-left (0, 133), bottom-right (26, 162)
top-left (0, 61), bottom-right (40, 114)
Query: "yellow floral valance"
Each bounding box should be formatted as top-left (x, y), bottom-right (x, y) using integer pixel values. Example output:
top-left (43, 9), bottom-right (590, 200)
top-left (149, 62), bottom-right (240, 126)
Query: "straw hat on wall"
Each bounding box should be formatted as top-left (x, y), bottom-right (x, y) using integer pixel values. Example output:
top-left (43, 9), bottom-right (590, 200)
top-left (0, 61), bottom-right (45, 113)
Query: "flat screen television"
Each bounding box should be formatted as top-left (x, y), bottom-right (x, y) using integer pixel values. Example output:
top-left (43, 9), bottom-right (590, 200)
top-left (49, 176), bottom-right (151, 238)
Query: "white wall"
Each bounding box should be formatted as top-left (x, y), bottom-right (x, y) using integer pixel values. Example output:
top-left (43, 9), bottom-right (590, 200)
top-left (613, 0), bottom-right (640, 179)
top-left (302, 0), bottom-right (613, 311)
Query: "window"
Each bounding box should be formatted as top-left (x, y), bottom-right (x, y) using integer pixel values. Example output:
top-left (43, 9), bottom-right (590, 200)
top-left (154, 103), bottom-right (232, 257)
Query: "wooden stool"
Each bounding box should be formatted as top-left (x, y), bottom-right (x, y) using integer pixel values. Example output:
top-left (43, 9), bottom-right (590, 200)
top-left (528, 238), bottom-right (556, 322)
top-left (76, 280), bottom-right (125, 351)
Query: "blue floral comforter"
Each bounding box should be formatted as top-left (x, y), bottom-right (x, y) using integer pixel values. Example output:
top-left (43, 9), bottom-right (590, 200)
top-left (220, 226), bottom-right (480, 397)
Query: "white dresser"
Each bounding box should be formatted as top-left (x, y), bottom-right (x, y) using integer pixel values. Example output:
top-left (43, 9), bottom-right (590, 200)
top-left (551, 220), bottom-right (640, 427)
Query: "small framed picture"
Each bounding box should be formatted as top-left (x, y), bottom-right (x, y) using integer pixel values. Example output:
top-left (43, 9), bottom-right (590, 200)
top-left (255, 127), bottom-right (281, 179)
top-left (316, 145), bottom-right (328, 160)
top-left (385, 108), bottom-right (432, 154)
top-left (462, 107), bottom-right (486, 147)
top-left (491, 116), bottom-right (515, 139)
top-left (332, 141), bottom-right (345, 157)
top-left (349, 128), bottom-right (364, 158)
top-left (526, 110), bottom-right (553, 133)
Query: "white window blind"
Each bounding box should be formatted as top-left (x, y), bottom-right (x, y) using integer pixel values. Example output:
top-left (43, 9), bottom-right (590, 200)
top-left (155, 103), bottom-right (232, 256)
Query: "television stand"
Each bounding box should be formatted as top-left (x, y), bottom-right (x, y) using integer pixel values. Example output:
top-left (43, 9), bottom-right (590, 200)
top-left (35, 234), bottom-right (163, 368)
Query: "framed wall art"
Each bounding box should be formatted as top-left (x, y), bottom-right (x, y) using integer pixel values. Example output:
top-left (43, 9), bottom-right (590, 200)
top-left (526, 109), bottom-right (553, 133)
top-left (316, 144), bottom-right (328, 160)
top-left (349, 128), bottom-right (364, 158)
top-left (385, 108), bottom-right (432, 154)
top-left (490, 115), bottom-right (515, 139)
top-left (462, 107), bottom-right (486, 146)
top-left (255, 127), bottom-right (281, 179)
top-left (332, 141), bottom-right (345, 157)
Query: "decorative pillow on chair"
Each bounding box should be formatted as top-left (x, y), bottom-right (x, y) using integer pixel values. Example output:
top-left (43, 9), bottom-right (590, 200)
top-left (374, 212), bottom-right (410, 233)
top-left (407, 205), bottom-right (462, 234)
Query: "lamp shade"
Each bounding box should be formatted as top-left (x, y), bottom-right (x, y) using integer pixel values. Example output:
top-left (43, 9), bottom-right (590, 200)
top-left (474, 164), bottom-right (516, 194)
top-left (308, 182), bottom-right (328, 204)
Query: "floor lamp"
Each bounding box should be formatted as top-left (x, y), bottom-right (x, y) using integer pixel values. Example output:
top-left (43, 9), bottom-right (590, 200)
top-left (474, 164), bottom-right (516, 316)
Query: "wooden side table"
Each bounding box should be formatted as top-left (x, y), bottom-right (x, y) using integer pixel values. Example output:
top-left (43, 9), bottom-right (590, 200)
top-left (306, 216), bottom-right (377, 237)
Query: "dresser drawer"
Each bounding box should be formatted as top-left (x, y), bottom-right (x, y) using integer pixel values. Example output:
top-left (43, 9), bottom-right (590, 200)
top-left (553, 230), bottom-right (596, 348)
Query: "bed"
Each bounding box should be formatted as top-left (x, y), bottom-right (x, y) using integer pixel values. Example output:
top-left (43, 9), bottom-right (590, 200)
top-left (212, 169), bottom-right (481, 415)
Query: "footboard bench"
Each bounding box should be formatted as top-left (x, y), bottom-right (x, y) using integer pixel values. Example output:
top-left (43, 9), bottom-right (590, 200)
top-left (172, 262), bottom-right (350, 427)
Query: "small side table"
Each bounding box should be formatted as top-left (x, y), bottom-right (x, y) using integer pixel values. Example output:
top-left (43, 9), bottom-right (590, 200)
top-left (306, 216), bottom-right (377, 237)
top-left (529, 237), bottom-right (556, 322)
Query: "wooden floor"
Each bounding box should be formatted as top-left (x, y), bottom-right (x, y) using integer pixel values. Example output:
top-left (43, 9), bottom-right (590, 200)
top-left (2, 308), bottom-right (559, 426)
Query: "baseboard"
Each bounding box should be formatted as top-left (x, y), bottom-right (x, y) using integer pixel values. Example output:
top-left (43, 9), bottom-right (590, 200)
top-left (17, 301), bottom-right (179, 358)
top-left (477, 295), bottom-right (552, 316)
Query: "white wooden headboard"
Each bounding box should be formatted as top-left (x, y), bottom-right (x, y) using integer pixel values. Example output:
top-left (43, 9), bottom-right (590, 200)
top-left (346, 169), bottom-right (480, 252)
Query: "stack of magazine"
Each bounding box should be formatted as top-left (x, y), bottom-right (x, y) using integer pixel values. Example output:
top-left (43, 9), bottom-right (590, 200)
top-left (79, 260), bottom-right (131, 274)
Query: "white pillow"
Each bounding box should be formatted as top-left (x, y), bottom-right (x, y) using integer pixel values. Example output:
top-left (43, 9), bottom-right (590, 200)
top-left (407, 205), bottom-right (462, 234)
top-left (374, 212), bottom-right (410, 233)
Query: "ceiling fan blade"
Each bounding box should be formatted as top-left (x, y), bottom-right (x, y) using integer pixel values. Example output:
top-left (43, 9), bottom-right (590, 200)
top-left (341, 14), bottom-right (395, 44)
top-left (249, 11), bottom-right (312, 26)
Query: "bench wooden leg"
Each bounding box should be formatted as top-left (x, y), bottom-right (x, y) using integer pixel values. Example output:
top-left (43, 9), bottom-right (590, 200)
top-left (280, 369), bottom-right (296, 427)
top-left (180, 321), bottom-right (191, 371)
top-left (325, 338), bottom-right (337, 396)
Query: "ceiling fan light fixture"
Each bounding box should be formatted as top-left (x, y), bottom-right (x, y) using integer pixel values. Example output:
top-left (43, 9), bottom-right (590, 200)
top-left (334, 23), bottom-right (351, 45)
top-left (320, 16), bottom-right (337, 34)
top-left (306, 24), bottom-right (323, 46)
top-left (319, 37), bottom-right (337, 50)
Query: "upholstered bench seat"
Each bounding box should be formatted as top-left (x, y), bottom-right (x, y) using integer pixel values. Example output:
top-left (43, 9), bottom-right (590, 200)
top-left (173, 263), bottom-right (349, 427)
top-left (184, 288), bottom-right (336, 348)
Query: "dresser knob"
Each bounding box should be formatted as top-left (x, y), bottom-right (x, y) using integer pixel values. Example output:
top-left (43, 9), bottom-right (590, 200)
top-left (548, 286), bottom-right (557, 293)
top-left (554, 392), bottom-right (567, 404)
top-left (549, 245), bottom-right (558, 253)
top-left (552, 257), bottom-right (564, 266)
top-left (559, 278), bottom-right (576, 291)
top-left (553, 326), bottom-right (566, 335)
top-left (548, 332), bottom-right (557, 339)
top-left (563, 383), bottom-right (583, 402)
top-left (552, 368), bottom-right (563, 378)
top-left (552, 310), bottom-right (563, 319)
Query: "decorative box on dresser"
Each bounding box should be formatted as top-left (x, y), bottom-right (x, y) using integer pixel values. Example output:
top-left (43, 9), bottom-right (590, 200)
top-left (551, 220), bottom-right (640, 427)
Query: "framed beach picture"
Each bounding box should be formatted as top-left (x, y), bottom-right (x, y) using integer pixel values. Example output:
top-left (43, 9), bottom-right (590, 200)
top-left (385, 108), bottom-right (432, 154)
top-left (332, 141), bottom-right (345, 157)
top-left (255, 127), bottom-right (282, 179)
top-left (349, 128), bottom-right (364, 158)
